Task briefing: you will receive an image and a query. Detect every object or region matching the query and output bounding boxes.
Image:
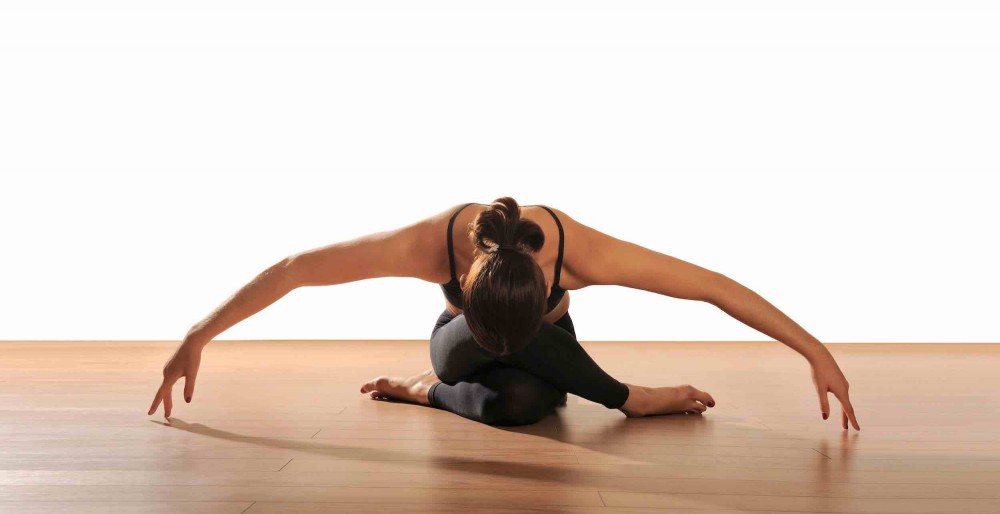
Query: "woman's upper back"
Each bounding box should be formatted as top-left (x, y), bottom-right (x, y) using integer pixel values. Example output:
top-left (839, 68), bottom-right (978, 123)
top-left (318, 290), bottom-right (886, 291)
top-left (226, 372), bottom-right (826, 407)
top-left (438, 202), bottom-right (567, 315)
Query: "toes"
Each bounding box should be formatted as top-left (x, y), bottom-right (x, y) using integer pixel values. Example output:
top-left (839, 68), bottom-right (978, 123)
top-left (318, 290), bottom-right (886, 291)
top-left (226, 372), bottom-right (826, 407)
top-left (689, 387), bottom-right (716, 408)
top-left (360, 376), bottom-right (389, 394)
top-left (688, 400), bottom-right (708, 414)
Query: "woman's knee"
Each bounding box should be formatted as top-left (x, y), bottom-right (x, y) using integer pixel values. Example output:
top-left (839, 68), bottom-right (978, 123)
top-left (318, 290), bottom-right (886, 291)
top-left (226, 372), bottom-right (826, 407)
top-left (479, 375), bottom-right (560, 426)
top-left (430, 314), bottom-right (498, 384)
top-left (480, 393), bottom-right (550, 426)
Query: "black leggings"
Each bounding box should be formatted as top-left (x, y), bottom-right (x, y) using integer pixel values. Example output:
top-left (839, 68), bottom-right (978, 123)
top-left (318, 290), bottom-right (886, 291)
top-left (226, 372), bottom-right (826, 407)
top-left (428, 308), bottom-right (630, 426)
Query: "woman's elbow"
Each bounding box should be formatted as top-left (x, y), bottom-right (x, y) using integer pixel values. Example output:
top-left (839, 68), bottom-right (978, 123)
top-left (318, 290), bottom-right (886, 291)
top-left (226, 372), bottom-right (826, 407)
top-left (701, 271), bottom-right (736, 305)
top-left (272, 255), bottom-right (305, 289)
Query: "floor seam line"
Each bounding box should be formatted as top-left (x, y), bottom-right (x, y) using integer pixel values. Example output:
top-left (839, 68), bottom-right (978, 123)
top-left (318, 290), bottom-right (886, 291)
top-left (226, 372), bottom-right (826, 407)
top-left (812, 447), bottom-right (833, 459)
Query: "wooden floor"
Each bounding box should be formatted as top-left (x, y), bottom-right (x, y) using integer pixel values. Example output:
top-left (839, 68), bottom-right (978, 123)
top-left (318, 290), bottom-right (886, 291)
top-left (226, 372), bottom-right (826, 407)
top-left (0, 340), bottom-right (997, 514)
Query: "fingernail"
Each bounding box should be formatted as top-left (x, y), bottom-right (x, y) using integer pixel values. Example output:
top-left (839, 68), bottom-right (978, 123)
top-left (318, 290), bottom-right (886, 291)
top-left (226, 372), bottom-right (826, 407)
top-left (822, 412), bottom-right (828, 420)
top-left (185, 397), bottom-right (191, 403)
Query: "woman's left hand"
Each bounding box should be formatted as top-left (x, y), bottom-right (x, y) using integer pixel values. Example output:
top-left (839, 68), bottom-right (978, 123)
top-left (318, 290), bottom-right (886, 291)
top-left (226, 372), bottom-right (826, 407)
top-left (810, 353), bottom-right (860, 431)
top-left (148, 338), bottom-right (203, 419)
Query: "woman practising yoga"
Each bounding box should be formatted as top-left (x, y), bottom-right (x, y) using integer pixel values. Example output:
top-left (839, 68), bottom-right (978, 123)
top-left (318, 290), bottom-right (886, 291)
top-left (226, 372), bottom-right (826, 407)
top-left (148, 196), bottom-right (860, 430)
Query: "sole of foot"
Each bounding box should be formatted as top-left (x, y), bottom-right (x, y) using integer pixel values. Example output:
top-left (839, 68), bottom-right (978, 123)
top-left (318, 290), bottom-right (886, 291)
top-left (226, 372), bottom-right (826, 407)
top-left (359, 368), bottom-right (441, 407)
top-left (620, 383), bottom-right (716, 418)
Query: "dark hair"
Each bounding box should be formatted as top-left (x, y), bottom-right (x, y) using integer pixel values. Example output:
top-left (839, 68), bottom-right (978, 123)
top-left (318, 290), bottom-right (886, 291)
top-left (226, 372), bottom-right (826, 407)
top-left (462, 196), bottom-right (548, 356)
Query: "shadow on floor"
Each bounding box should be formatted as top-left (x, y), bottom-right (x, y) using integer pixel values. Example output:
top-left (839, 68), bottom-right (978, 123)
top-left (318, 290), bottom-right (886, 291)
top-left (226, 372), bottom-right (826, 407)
top-left (151, 417), bottom-right (579, 482)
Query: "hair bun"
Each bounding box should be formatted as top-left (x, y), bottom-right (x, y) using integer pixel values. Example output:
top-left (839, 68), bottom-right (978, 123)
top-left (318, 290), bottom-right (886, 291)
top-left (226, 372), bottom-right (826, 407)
top-left (470, 196), bottom-right (545, 257)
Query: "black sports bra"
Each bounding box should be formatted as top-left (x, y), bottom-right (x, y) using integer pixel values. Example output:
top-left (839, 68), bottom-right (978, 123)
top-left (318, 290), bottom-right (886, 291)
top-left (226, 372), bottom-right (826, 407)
top-left (439, 203), bottom-right (567, 314)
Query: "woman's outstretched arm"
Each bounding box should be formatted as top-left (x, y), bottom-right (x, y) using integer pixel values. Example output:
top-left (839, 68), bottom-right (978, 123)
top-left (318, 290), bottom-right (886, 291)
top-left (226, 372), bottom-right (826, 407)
top-left (555, 207), bottom-right (860, 431)
top-left (147, 210), bottom-right (446, 419)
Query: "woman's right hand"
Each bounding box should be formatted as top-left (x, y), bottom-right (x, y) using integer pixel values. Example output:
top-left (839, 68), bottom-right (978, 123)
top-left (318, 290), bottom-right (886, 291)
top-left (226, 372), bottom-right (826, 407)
top-left (147, 338), bottom-right (204, 419)
top-left (810, 352), bottom-right (860, 431)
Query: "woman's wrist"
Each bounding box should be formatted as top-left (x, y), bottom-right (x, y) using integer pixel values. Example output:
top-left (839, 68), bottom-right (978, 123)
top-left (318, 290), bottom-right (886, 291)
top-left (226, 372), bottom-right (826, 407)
top-left (182, 327), bottom-right (210, 350)
top-left (802, 342), bottom-right (834, 366)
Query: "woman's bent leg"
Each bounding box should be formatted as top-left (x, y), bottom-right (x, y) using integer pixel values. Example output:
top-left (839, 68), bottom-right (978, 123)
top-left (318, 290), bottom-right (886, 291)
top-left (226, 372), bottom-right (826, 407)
top-left (499, 322), bottom-right (630, 409)
top-left (428, 362), bottom-right (564, 425)
top-left (429, 309), bottom-right (629, 411)
top-left (429, 310), bottom-right (498, 385)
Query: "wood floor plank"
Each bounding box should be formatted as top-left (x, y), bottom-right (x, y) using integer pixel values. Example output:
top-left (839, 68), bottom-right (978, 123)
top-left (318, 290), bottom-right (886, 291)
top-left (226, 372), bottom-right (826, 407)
top-left (0, 409), bottom-right (347, 423)
top-left (577, 450), bottom-right (1000, 472)
top-left (2, 470), bottom-right (998, 499)
top-left (0, 445), bottom-right (581, 464)
top-left (0, 485), bottom-right (604, 507)
top-left (600, 491), bottom-right (1000, 513)
top-left (0, 502), bottom-right (253, 514)
top-left (279, 459), bottom-right (1000, 485)
top-left (0, 435), bottom-right (826, 460)
top-left (0, 459), bottom-right (290, 472)
top-left (245, 503), bottom-right (813, 514)
top-left (8, 426), bottom-right (999, 454)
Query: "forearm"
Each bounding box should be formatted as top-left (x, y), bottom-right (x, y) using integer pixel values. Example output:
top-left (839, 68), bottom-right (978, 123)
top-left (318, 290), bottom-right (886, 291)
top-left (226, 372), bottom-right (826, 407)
top-left (183, 258), bottom-right (297, 349)
top-left (707, 274), bottom-right (832, 364)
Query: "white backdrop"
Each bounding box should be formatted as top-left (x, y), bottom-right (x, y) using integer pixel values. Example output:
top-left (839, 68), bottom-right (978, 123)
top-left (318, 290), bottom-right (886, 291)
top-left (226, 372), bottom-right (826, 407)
top-left (2, 1), bottom-right (997, 343)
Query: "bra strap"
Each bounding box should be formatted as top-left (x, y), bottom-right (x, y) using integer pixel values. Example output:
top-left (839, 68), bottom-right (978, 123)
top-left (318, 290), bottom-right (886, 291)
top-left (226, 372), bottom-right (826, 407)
top-left (446, 203), bottom-right (474, 281)
top-left (538, 205), bottom-right (564, 288)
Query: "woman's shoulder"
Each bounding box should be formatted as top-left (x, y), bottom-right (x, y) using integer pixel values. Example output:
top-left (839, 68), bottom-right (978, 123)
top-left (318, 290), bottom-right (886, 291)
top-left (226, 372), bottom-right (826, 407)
top-left (528, 205), bottom-right (585, 245)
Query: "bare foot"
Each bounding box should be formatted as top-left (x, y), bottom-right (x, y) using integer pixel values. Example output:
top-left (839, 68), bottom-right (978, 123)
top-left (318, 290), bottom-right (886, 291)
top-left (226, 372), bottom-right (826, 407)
top-left (359, 368), bottom-right (441, 407)
top-left (619, 383), bottom-right (716, 418)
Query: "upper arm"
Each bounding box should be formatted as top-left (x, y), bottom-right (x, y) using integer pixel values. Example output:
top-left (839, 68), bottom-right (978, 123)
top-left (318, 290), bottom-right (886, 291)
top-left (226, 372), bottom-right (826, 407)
top-left (283, 206), bottom-right (453, 287)
top-left (557, 208), bottom-right (726, 302)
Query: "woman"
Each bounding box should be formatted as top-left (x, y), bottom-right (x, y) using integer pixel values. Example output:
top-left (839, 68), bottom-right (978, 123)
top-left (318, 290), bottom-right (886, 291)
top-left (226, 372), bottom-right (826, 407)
top-left (148, 196), bottom-right (860, 430)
